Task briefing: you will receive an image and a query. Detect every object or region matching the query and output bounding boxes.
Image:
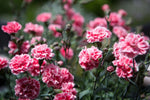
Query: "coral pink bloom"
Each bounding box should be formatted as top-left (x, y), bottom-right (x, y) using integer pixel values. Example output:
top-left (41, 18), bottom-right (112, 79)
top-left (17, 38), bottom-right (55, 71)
top-left (30, 36), bottom-right (46, 45)
top-left (118, 9), bottom-right (127, 17)
top-left (36, 12), bottom-right (51, 22)
top-left (86, 26), bottom-right (112, 43)
top-left (42, 64), bottom-right (63, 89)
top-left (60, 47), bottom-right (74, 60)
top-left (54, 92), bottom-right (76, 100)
top-left (61, 68), bottom-right (74, 83)
top-left (0, 56), bottom-right (8, 70)
top-left (113, 26), bottom-right (128, 38)
top-left (107, 66), bottom-right (114, 72)
top-left (24, 22), bottom-right (44, 36)
top-left (78, 46), bottom-right (103, 70)
top-left (102, 4), bottom-right (110, 11)
top-left (2, 21), bottom-right (22, 34)
top-left (88, 18), bottom-right (107, 29)
top-left (113, 55), bottom-right (137, 79)
top-left (119, 33), bottom-right (149, 58)
top-left (48, 24), bottom-right (62, 37)
top-left (31, 44), bottom-right (54, 60)
top-left (15, 77), bottom-right (40, 99)
top-left (9, 54), bottom-right (31, 75)
top-left (28, 58), bottom-right (46, 76)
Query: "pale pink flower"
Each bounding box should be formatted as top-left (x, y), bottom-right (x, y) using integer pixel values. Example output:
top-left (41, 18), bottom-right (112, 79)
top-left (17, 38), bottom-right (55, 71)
top-left (102, 4), bottom-right (110, 11)
top-left (2, 21), bottom-right (22, 34)
top-left (31, 44), bottom-right (54, 60)
top-left (48, 24), bottom-right (62, 37)
top-left (24, 22), bottom-right (44, 36)
top-left (60, 47), bottom-right (74, 60)
top-left (113, 26), bottom-right (128, 38)
top-left (0, 56), bottom-right (8, 70)
top-left (9, 54), bottom-right (31, 75)
top-left (42, 64), bottom-right (63, 89)
top-left (88, 18), bottom-right (107, 29)
top-left (57, 60), bottom-right (63, 66)
top-left (107, 66), bottom-right (114, 72)
top-left (36, 12), bottom-right (51, 22)
top-left (28, 58), bottom-right (46, 76)
top-left (118, 9), bottom-right (127, 17)
top-left (30, 36), bottom-right (46, 45)
top-left (15, 77), bottom-right (40, 99)
top-left (86, 26), bottom-right (112, 43)
top-left (61, 68), bottom-right (74, 83)
top-left (54, 92), bottom-right (76, 100)
top-left (78, 46), bottom-right (103, 70)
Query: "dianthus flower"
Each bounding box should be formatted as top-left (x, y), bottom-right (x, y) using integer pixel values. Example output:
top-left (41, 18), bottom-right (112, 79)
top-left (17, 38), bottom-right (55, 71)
top-left (15, 77), bottom-right (40, 99)
top-left (24, 22), bottom-right (44, 36)
top-left (107, 66), bottom-right (114, 72)
top-left (36, 12), bottom-right (51, 22)
top-left (61, 68), bottom-right (74, 83)
top-left (119, 33), bottom-right (149, 58)
top-left (102, 4), bottom-right (110, 11)
top-left (88, 18), bottom-right (107, 29)
top-left (118, 9), bottom-right (127, 17)
top-left (66, 8), bottom-right (75, 19)
top-left (18, 98), bottom-right (30, 100)
top-left (113, 55), bottom-right (137, 79)
top-left (60, 47), bottom-right (74, 60)
top-left (42, 64), bottom-right (63, 89)
top-left (31, 44), bottom-right (54, 60)
top-left (8, 41), bottom-right (30, 55)
top-left (78, 46), bottom-right (103, 70)
top-left (28, 58), bottom-right (46, 76)
top-left (48, 24), bottom-right (62, 37)
top-left (112, 42), bottom-right (121, 59)
top-left (53, 14), bottom-right (65, 25)
top-left (113, 26), bottom-right (128, 38)
top-left (86, 26), bottom-right (112, 43)
top-left (30, 36), bottom-right (46, 45)
top-left (0, 56), bottom-right (8, 70)
top-left (54, 92), bottom-right (76, 100)
top-left (2, 21), bottom-right (22, 34)
top-left (9, 54), bottom-right (31, 75)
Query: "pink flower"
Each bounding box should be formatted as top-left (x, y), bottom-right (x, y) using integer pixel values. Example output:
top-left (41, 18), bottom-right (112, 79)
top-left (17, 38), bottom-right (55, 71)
top-left (36, 12), bottom-right (51, 22)
top-left (54, 92), bottom-right (76, 100)
top-left (20, 41), bottom-right (30, 54)
top-left (88, 18), bottom-right (107, 29)
top-left (18, 98), bottom-right (30, 100)
top-left (30, 36), bottom-right (46, 45)
top-left (113, 55), bottom-right (137, 78)
top-left (107, 66), bottom-right (114, 72)
top-left (24, 0), bottom-right (32, 3)
top-left (24, 22), bottom-right (44, 36)
top-left (9, 54), bottom-right (31, 75)
top-left (60, 47), bottom-right (74, 60)
top-left (42, 64), bottom-right (63, 89)
top-left (113, 26), bottom-right (128, 38)
top-left (48, 24), bottom-right (62, 37)
top-left (66, 8), bottom-right (75, 19)
top-left (31, 44), bottom-right (54, 60)
top-left (78, 46), bottom-right (103, 70)
top-left (2, 21), bottom-right (22, 34)
top-left (0, 56), bottom-right (8, 70)
top-left (53, 14), bottom-right (65, 25)
top-left (57, 60), bottom-right (63, 66)
top-left (118, 9), bottom-right (127, 17)
top-left (61, 68), bottom-right (74, 83)
top-left (102, 4), bottom-right (110, 11)
top-left (113, 42), bottom-right (121, 59)
top-left (119, 33), bottom-right (149, 58)
top-left (28, 58), bottom-right (46, 76)
top-left (15, 77), bottom-right (40, 99)
top-left (72, 13), bottom-right (84, 27)
top-left (86, 26), bottom-right (112, 43)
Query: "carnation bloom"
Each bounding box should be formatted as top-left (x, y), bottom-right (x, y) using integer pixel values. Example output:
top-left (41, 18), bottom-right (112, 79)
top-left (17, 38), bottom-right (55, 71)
top-left (15, 77), bottom-right (40, 99)
top-left (78, 46), bottom-right (103, 70)
top-left (9, 54), bottom-right (31, 75)
top-left (107, 66), bottom-right (114, 72)
top-left (0, 56), bottom-right (8, 70)
top-left (36, 12), bottom-right (51, 22)
top-left (61, 68), bottom-right (74, 83)
top-left (48, 24), bottom-right (62, 37)
top-left (42, 64), bottom-right (63, 88)
top-left (2, 21), bottom-right (22, 34)
top-left (18, 98), bottom-right (30, 100)
top-left (24, 22), bottom-right (44, 36)
top-left (113, 55), bottom-right (137, 79)
top-left (8, 41), bottom-right (30, 55)
top-left (60, 47), bottom-right (74, 60)
top-left (113, 26), bottom-right (128, 38)
top-left (31, 44), bottom-right (54, 60)
top-left (118, 9), bottom-right (127, 17)
top-left (86, 26), bottom-right (112, 43)
top-left (28, 58), bottom-right (46, 76)
top-left (30, 36), bottom-right (46, 45)
top-left (54, 92), bottom-right (76, 100)
top-left (102, 4), bottom-right (110, 11)
top-left (88, 18), bottom-right (107, 29)
top-left (53, 14), bottom-right (64, 25)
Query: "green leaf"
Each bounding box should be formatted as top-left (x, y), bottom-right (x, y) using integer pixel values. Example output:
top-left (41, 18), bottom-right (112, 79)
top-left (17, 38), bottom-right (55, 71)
top-left (79, 89), bottom-right (91, 99)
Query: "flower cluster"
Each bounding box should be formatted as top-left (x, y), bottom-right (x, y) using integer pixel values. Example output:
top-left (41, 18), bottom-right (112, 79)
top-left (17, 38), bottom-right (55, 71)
top-left (36, 12), bottom-right (51, 22)
top-left (0, 56), bottom-right (8, 70)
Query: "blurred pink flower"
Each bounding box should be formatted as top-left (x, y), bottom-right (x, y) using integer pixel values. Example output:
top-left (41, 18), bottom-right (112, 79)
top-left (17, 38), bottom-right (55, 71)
top-left (113, 26), bottom-right (128, 38)
top-left (53, 14), bottom-right (65, 25)
top-left (48, 24), bottom-right (62, 37)
top-left (118, 9), bottom-right (127, 17)
top-left (0, 56), bottom-right (8, 70)
top-left (2, 21), bottom-right (22, 34)
top-left (107, 66), bottom-right (114, 72)
top-left (78, 46), bottom-right (102, 70)
top-left (15, 77), bottom-right (40, 99)
top-left (36, 12), bottom-right (51, 22)
top-left (60, 47), bottom-right (74, 60)
top-left (30, 36), bottom-right (46, 45)
top-left (54, 92), bottom-right (76, 100)
top-left (102, 4), bottom-right (110, 11)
